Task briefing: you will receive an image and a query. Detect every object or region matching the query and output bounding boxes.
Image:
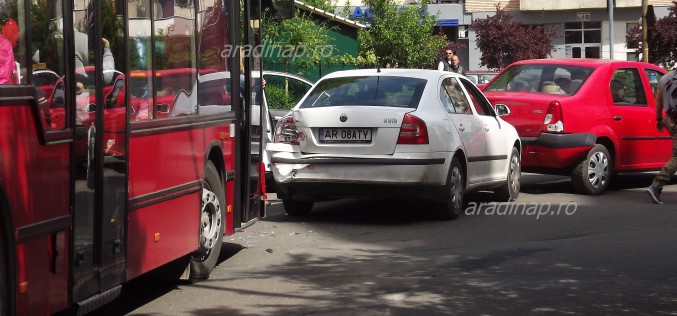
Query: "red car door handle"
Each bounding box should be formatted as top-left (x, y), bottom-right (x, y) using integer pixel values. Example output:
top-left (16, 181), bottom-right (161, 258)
top-left (613, 115), bottom-right (622, 121)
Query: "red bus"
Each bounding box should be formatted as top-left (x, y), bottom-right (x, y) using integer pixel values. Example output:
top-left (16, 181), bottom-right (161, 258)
top-left (0, 0), bottom-right (291, 314)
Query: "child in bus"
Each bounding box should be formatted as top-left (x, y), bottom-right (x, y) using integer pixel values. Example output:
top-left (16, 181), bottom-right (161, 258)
top-left (0, 13), bottom-right (18, 84)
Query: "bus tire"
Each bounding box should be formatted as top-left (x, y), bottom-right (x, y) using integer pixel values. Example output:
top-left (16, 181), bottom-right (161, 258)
top-left (190, 161), bottom-right (225, 282)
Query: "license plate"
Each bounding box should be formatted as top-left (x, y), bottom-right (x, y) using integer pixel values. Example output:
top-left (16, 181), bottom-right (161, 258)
top-left (318, 128), bottom-right (372, 143)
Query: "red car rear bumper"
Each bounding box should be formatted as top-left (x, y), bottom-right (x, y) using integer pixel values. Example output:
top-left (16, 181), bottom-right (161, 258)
top-left (521, 133), bottom-right (596, 168)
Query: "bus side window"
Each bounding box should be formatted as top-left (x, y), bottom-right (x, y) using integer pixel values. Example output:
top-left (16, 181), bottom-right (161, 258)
top-left (129, 1), bottom-right (154, 121)
top-left (28, 0), bottom-right (66, 130)
top-left (197, 0), bottom-right (233, 116)
top-left (154, 1), bottom-right (197, 118)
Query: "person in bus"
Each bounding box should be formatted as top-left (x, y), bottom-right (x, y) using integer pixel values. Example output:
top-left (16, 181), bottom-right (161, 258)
top-left (0, 13), bottom-right (18, 84)
top-left (74, 34), bottom-right (116, 94)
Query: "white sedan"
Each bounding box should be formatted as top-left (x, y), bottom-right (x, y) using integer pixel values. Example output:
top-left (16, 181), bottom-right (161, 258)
top-left (266, 69), bottom-right (521, 220)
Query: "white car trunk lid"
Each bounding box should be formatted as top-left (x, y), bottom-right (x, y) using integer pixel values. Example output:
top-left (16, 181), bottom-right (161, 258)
top-left (292, 106), bottom-right (412, 155)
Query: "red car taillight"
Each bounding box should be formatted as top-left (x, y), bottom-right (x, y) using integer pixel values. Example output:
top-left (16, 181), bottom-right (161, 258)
top-left (397, 113), bottom-right (429, 144)
top-left (273, 115), bottom-right (300, 145)
top-left (542, 100), bottom-right (564, 133)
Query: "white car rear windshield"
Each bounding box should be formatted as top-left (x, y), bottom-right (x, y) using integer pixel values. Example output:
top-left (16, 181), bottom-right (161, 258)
top-left (299, 76), bottom-right (427, 109)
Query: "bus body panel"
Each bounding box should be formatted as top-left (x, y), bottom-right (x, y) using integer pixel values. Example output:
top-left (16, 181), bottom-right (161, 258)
top-left (126, 195), bottom-right (199, 280)
top-left (127, 124), bottom-right (236, 279)
top-left (16, 238), bottom-right (69, 315)
top-left (0, 103), bottom-right (71, 315)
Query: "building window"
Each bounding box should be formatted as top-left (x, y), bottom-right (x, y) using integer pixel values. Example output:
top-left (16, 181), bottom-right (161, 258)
top-left (564, 22), bottom-right (601, 45)
top-left (626, 22), bottom-right (639, 49)
top-left (564, 22), bottom-right (601, 58)
top-left (627, 52), bottom-right (639, 61)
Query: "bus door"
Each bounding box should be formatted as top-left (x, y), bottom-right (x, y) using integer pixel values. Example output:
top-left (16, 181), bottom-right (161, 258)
top-left (236, 0), bottom-right (265, 226)
top-left (70, 0), bottom-right (128, 303)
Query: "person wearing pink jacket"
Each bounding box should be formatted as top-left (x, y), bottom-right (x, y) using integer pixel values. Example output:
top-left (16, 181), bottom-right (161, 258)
top-left (0, 14), bottom-right (18, 84)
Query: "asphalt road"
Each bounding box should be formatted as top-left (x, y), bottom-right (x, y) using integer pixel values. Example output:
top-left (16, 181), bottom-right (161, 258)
top-left (91, 173), bottom-right (677, 316)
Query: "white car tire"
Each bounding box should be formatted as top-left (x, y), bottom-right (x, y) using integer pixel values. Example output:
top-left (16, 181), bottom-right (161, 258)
top-left (494, 147), bottom-right (521, 202)
top-left (436, 157), bottom-right (464, 220)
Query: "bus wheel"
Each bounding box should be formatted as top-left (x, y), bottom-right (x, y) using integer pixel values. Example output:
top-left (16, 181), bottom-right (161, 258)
top-left (190, 161), bottom-right (225, 281)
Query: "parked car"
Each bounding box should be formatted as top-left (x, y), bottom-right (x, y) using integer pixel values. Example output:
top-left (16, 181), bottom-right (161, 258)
top-left (266, 69), bottom-right (522, 219)
top-left (481, 58), bottom-right (668, 195)
top-left (465, 70), bottom-right (498, 89)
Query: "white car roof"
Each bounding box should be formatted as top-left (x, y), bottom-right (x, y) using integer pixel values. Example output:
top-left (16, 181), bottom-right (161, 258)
top-left (320, 68), bottom-right (464, 82)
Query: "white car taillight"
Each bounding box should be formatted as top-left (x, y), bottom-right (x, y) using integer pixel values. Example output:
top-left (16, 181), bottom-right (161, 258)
top-left (273, 115), bottom-right (300, 145)
top-left (397, 113), bottom-right (429, 144)
top-left (542, 100), bottom-right (564, 133)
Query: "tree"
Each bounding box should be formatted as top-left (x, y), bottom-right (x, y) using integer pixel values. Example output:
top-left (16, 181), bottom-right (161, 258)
top-left (471, 5), bottom-right (559, 70)
top-left (626, 2), bottom-right (677, 66)
top-left (303, 0), bottom-right (334, 12)
top-left (263, 9), bottom-right (332, 72)
top-left (361, 0), bottom-right (446, 68)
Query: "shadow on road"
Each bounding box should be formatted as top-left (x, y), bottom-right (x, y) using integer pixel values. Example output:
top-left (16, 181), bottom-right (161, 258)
top-left (520, 172), bottom-right (675, 195)
top-left (87, 243), bottom-right (244, 316)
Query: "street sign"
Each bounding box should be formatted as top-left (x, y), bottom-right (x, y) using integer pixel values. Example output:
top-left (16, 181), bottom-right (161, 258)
top-left (577, 12), bottom-right (591, 22)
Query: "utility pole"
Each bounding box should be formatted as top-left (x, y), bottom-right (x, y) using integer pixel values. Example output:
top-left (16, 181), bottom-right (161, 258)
top-left (608, 0), bottom-right (614, 59)
top-left (642, 0), bottom-right (649, 62)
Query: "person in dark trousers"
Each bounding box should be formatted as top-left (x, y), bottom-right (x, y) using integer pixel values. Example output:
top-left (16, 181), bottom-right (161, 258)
top-left (437, 49), bottom-right (454, 71)
top-left (646, 69), bottom-right (677, 204)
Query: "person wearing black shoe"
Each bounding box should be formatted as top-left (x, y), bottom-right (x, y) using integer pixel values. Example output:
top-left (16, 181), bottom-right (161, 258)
top-left (646, 69), bottom-right (677, 204)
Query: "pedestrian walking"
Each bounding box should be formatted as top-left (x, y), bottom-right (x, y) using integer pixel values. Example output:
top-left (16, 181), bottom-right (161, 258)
top-left (645, 69), bottom-right (677, 204)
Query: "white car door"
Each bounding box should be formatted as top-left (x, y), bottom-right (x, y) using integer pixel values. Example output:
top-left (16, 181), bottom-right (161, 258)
top-left (439, 77), bottom-right (486, 185)
top-left (460, 78), bottom-right (511, 182)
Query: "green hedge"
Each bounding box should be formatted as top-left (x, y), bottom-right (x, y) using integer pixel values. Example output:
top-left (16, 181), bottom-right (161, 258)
top-left (265, 85), bottom-right (297, 110)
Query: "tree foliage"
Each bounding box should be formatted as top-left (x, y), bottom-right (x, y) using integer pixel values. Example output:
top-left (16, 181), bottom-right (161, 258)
top-left (626, 2), bottom-right (677, 66)
top-left (361, 0), bottom-right (446, 68)
top-left (263, 9), bottom-right (332, 70)
top-left (302, 0), bottom-right (334, 12)
top-left (471, 6), bottom-right (559, 70)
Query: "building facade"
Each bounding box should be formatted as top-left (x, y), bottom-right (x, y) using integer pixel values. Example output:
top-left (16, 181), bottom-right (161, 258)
top-left (340, 0), bottom-right (674, 70)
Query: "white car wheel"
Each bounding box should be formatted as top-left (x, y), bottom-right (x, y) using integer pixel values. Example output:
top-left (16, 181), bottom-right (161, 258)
top-left (437, 157), bottom-right (464, 220)
top-left (494, 147), bottom-right (521, 202)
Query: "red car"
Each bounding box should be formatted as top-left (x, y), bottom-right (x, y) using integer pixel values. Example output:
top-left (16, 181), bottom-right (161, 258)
top-left (482, 58), bottom-right (669, 195)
